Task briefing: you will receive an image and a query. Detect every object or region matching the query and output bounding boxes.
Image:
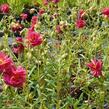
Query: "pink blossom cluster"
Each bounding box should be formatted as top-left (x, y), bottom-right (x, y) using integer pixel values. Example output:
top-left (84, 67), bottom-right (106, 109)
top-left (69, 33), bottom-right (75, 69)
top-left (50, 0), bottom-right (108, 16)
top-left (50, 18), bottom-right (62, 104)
top-left (0, 52), bottom-right (26, 88)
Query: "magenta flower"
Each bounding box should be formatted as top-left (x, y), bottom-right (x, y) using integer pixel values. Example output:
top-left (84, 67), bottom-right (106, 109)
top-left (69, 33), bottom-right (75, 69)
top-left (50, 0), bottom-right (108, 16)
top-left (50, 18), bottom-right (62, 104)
top-left (16, 37), bottom-right (23, 43)
top-left (20, 13), bottom-right (28, 20)
top-left (43, 0), bottom-right (49, 5)
top-left (0, 3), bottom-right (10, 14)
top-left (52, 0), bottom-right (60, 3)
top-left (102, 7), bottom-right (109, 16)
top-left (11, 22), bottom-right (24, 32)
top-left (12, 45), bottom-right (24, 55)
top-left (31, 16), bottom-right (38, 27)
top-left (12, 37), bottom-right (24, 54)
top-left (38, 9), bottom-right (45, 16)
top-left (0, 52), bottom-right (13, 73)
top-left (87, 59), bottom-right (103, 77)
top-left (3, 66), bottom-right (26, 87)
top-left (26, 28), bottom-right (43, 47)
top-left (56, 25), bottom-right (63, 34)
top-left (78, 9), bottom-right (85, 19)
top-left (75, 19), bottom-right (86, 28)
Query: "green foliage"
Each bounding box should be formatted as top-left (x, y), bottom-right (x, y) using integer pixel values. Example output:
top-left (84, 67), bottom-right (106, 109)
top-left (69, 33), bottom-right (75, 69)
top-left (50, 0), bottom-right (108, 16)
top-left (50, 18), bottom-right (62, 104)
top-left (0, 0), bottom-right (109, 109)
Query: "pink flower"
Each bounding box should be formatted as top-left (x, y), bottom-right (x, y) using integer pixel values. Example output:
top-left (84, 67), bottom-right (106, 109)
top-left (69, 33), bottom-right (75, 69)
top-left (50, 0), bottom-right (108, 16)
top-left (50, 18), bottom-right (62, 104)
top-left (28, 26), bottom-right (35, 32)
top-left (87, 59), bottom-right (103, 77)
top-left (0, 52), bottom-right (26, 87)
top-left (31, 16), bottom-right (38, 27)
top-left (12, 37), bottom-right (24, 54)
top-left (26, 28), bottom-right (43, 47)
top-left (102, 8), bottom-right (109, 16)
top-left (52, 0), bottom-right (60, 3)
top-left (20, 13), bottom-right (28, 20)
top-left (0, 3), bottom-right (10, 13)
top-left (3, 66), bottom-right (26, 87)
top-left (11, 22), bottom-right (24, 32)
top-left (15, 37), bottom-right (22, 43)
top-left (0, 52), bottom-right (13, 73)
top-left (78, 9), bottom-right (85, 19)
top-left (38, 9), bottom-right (45, 16)
top-left (12, 45), bottom-right (24, 55)
top-left (43, 0), bottom-right (49, 5)
top-left (55, 25), bottom-right (62, 34)
top-left (75, 19), bottom-right (86, 28)
top-left (16, 37), bottom-right (23, 43)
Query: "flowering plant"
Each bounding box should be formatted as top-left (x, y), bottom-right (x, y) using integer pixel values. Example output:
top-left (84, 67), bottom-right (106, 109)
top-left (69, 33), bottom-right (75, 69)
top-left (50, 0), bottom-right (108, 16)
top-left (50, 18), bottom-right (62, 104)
top-left (0, 0), bottom-right (109, 109)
